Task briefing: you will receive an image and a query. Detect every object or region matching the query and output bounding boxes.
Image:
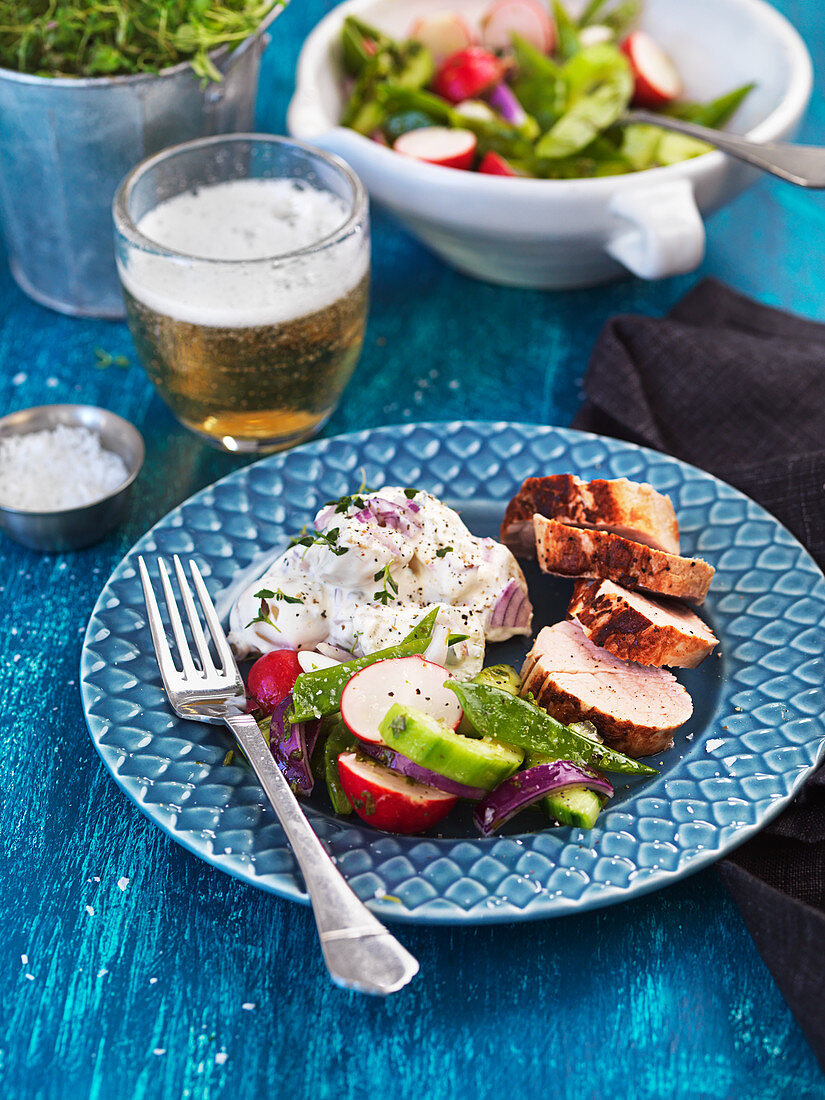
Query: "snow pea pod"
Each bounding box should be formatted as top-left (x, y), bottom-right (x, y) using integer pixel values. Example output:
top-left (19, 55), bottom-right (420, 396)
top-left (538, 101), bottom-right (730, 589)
top-left (446, 681), bottom-right (657, 776)
top-left (322, 716), bottom-right (357, 814)
top-left (289, 608), bottom-right (439, 722)
top-left (536, 44), bottom-right (633, 159)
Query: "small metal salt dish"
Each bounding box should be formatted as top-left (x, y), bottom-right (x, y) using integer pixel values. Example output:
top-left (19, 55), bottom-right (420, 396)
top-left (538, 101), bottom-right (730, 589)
top-left (0, 404), bottom-right (144, 551)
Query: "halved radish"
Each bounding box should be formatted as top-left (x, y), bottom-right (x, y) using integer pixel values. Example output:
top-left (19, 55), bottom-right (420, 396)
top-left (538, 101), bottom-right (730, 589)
top-left (408, 11), bottom-right (476, 64)
top-left (340, 655), bottom-right (463, 745)
top-left (478, 150), bottom-right (520, 176)
top-left (246, 649), bottom-right (302, 715)
top-left (432, 47), bottom-right (505, 104)
top-left (393, 126), bottom-right (477, 170)
top-left (621, 31), bottom-right (682, 109)
top-left (480, 0), bottom-right (555, 55)
top-left (337, 752), bottom-right (457, 834)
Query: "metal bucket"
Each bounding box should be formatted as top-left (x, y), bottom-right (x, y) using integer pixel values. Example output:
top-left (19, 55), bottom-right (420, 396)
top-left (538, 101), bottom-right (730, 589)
top-left (0, 18), bottom-right (279, 318)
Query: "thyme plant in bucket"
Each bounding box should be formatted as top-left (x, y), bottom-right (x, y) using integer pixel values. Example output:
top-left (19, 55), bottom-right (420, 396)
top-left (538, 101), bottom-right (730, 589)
top-left (0, 0), bottom-right (285, 317)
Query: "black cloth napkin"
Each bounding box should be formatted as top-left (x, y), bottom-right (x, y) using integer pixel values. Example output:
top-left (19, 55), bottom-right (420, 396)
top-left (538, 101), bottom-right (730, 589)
top-left (573, 278), bottom-right (825, 1069)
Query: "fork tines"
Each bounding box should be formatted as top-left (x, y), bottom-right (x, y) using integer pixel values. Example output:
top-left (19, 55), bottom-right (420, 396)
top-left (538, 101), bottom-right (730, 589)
top-left (138, 555), bottom-right (237, 688)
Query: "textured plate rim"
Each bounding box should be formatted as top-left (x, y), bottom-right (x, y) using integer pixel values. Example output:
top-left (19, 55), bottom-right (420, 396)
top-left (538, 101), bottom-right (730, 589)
top-left (80, 421), bottom-right (825, 924)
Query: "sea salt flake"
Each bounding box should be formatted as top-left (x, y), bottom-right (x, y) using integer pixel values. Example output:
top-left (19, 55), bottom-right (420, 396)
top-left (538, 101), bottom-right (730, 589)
top-left (85, 905), bottom-right (95, 916)
top-left (149, 977), bottom-right (158, 985)
top-left (153, 1049), bottom-right (166, 1056)
top-left (21, 954), bottom-right (28, 965)
top-left (241, 1003), bottom-right (256, 1011)
top-left (25, 974), bottom-right (35, 981)
top-left (215, 1053), bottom-right (228, 1065)
top-left (0, 425), bottom-right (129, 511)
top-left (12, 372), bottom-right (26, 385)
top-left (117, 877), bottom-right (130, 891)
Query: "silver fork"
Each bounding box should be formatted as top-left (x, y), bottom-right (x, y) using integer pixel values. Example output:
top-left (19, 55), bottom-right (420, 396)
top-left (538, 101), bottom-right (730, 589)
top-left (138, 554), bottom-right (419, 996)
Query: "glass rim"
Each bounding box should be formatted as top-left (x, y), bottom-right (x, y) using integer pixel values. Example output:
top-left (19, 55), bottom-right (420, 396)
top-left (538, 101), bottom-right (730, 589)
top-left (112, 132), bottom-right (368, 266)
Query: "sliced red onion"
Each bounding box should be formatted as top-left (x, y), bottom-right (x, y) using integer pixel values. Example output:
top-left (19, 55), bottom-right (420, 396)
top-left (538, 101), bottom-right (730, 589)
top-left (423, 622), bottom-right (449, 667)
top-left (314, 505), bottom-right (336, 531)
top-left (354, 496), bottom-right (423, 536)
top-left (359, 741), bottom-right (487, 801)
top-left (473, 761), bottom-right (613, 836)
top-left (488, 82), bottom-right (527, 125)
top-left (316, 641), bottom-right (351, 663)
top-left (269, 692), bottom-right (321, 795)
top-left (490, 580), bottom-right (532, 629)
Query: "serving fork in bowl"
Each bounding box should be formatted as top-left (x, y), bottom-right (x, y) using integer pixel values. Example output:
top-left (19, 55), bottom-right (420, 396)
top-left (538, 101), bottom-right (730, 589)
top-left (138, 554), bottom-right (419, 996)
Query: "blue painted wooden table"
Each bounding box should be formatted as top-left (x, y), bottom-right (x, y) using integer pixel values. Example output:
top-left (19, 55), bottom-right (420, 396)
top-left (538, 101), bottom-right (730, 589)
top-left (3, 1), bottom-right (824, 1096)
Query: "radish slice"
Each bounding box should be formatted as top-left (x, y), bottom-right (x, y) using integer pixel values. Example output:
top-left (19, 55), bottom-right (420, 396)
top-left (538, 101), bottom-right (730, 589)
top-left (480, 0), bottom-right (555, 54)
top-left (408, 11), bottom-right (476, 64)
top-left (337, 752), bottom-right (457, 834)
top-left (621, 31), bottom-right (682, 109)
top-left (340, 655), bottom-right (463, 745)
top-left (478, 150), bottom-right (520, 176)
top-left (454, 98), bottom-right (497, 122)
top-left (432, 47), bottom-right (505, 104)
top-left (358, 741), bottom-right (487, 801)
top-left (393, 126), bottom-right (477, 170)
top-left (578, 24), bottom-right (613, 47)
top-left (297, 650), bottom-right (341, 673)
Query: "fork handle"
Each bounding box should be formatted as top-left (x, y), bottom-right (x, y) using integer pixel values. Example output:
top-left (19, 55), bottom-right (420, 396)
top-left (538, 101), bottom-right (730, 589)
top-left (225, 714), bottom-right (419, 995)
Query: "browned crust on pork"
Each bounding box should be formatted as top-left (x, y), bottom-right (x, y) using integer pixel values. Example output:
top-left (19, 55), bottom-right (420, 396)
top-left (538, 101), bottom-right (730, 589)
top-left (521, 654), bottom-right (683, 756)
top-left (500, 474), bottom-right (679, 557)
top-left (535, 518), bottom-right (713, 604)
top-left (568, 580), bottom-right (718, 667)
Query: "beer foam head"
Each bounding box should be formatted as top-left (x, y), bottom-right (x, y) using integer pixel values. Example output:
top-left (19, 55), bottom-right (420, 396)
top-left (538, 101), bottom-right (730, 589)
top-left (119, 178), bottom-right (368, 327)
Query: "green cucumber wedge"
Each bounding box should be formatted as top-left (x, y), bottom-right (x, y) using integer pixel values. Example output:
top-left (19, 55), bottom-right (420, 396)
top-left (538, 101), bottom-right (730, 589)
top-left (379, 703), bottom-right (524, 790)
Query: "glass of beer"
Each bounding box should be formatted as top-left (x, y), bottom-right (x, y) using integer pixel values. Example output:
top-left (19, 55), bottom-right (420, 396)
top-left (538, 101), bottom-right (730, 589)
top-left (113, 135), bottom-right (369, 453)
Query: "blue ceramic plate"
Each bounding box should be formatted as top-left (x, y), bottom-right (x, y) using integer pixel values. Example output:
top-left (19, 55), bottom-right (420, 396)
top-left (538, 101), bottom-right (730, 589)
top-left (81, 422), bottom-right (825, 924)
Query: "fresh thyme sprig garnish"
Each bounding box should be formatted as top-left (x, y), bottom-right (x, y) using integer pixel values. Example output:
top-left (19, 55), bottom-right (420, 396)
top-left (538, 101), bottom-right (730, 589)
top-left (326, 493), bottom-right (368, 515)
top-left (245, 587), bottom-right (304, 629)
top-left (373, 563), bottom-right (399, 605)
top-left (288, 526), bottom-right (349, 556)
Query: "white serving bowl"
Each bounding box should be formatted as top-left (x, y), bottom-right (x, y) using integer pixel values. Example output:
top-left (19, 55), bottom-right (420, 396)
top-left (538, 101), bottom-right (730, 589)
top-left (288, 0), bottom-right (812, 288)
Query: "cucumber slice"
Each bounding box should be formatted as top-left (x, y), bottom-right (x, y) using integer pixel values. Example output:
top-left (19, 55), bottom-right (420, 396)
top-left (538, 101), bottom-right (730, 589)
top-left (544, 785), bottom-right (604, 829)
top-left (379, 703), bottom-right (523, 790)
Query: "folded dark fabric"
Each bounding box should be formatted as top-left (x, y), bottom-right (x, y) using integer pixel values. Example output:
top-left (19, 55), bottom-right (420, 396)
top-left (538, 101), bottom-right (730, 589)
top-left (573, 277), bottom-right (825, 1069)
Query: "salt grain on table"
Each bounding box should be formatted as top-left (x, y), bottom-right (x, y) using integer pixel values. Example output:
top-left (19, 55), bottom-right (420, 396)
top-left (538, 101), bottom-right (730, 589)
top-left (0, 425), bottom-right (128, 510)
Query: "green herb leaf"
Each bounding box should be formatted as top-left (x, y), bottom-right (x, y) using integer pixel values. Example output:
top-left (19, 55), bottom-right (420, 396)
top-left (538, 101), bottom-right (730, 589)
top-left (0, 0), bottom-right (283, 81)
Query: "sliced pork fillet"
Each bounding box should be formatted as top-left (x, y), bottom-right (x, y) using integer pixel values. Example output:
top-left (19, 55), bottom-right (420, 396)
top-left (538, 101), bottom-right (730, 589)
top-left (501, 474), bottom-right (679, 558)
top-left (568, 579), bottom-right (719, 668)
top-left (521, 620), bottom-right (693, 756)
top-left (534, 517), bottom-right (714, 605)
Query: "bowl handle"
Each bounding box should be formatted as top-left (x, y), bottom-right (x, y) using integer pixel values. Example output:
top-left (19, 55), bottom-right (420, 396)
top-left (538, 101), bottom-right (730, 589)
top-left (605, 179), bottom-right (705, 280)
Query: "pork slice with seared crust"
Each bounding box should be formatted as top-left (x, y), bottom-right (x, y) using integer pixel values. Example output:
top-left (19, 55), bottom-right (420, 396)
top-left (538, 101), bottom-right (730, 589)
top-left (534, 517), bottom-right (714, 605)
top-left (568, 579), bottom-right (719, 668)
top-left (500, 474), bottom-right (679, 558)
top-left (521, 621), bottom-right (692, 756)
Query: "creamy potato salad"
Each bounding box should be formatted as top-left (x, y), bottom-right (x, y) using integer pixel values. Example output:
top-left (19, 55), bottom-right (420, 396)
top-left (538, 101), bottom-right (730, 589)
top-left (229, 487), bottom-right (532, 678)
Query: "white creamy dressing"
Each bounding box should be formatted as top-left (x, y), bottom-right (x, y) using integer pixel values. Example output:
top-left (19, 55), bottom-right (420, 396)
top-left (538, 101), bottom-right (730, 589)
top-left (228, 487), bottom-right (533, 679)
top-left (119, 178), bottom-right (368, 328)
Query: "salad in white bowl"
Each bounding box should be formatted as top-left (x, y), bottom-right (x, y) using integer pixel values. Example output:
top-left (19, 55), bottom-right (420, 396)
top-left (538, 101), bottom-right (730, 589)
top-left (288, 0), bottom-right (812, 287)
